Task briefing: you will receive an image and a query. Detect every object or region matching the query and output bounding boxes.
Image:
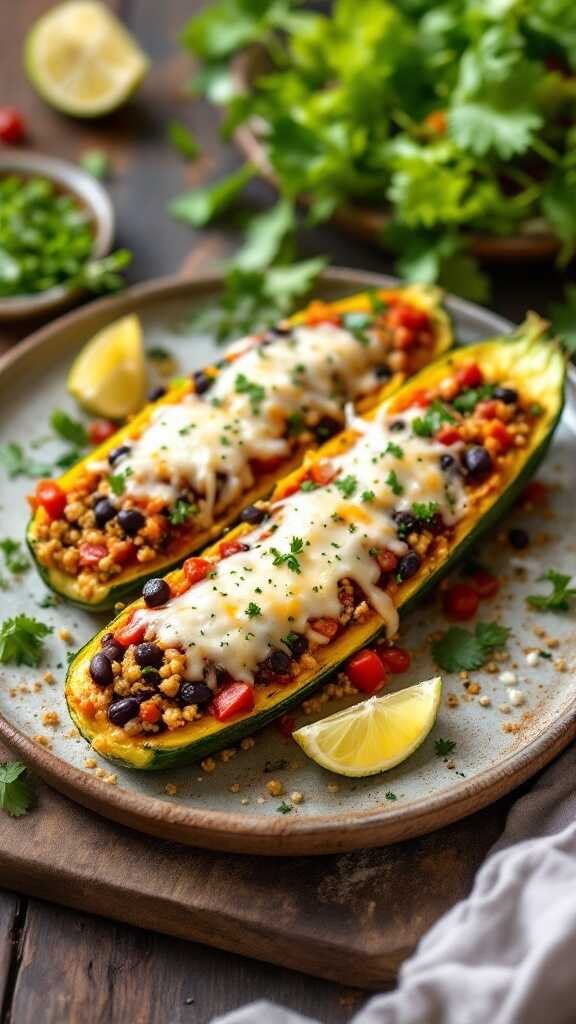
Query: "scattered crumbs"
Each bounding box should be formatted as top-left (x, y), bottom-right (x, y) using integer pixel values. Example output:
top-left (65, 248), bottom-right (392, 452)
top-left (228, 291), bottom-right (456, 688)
top-left (240, 736), bottom-right (255, 751)
top-left (41, 710), bottom-right (60, 727)
top-left (9, 687), bottom-right (17, 698)
top-left (165, 783), bottom-right (179, 796)
top-left (533, 625), bottom-right (547, 638)
top-left (241, 797), bottom-right (249, 805)
top-left (525, 650), bottom-right (539, 667)
top-left (43, 671), bottom-right (55, 684)
top-left (290, 790), bottom-right (304, 805)
top-left (106, 774), bottom-right (117, 786)
top-left (545, 636), bottom-right (559, 649)
top-left (502, 721), bottom-right (522, 734)
top-left (266, 779), bottom-right (284, 797)
top-left (327, 782), bottom-right (339, 793)
top-left (220, 747), bottom-right (237, 763)
top-left (95, 767), bottom-right (108, 779)
top-left (478, 696), bottom-right (492, 707)
top-left (498, 703), bottom-right (511, 714)
top-left (468, 682), bottom-right (481, 695)
top-left (257, 796), bottom-right (265, 805)
top-left (554, 657), bottom-right (567, 672)
top-left (65, 727), bottom-right (77, 738)
top-left (446, 692), bottom-right (459, 708)
top-left (229, 782), bottom-right (241, 794)
top-left (459, 671), bottom-right (469, 681)
top-left (498, 670), bottom-right (517, 685)
top-left (58, 627), bottom-right (73, 643)
top-left (84, 758), bottom-right (97, 769)
top-left (201, 757), bottom-right (216, 773)
top-left (508, 688), bottom-right (525, 707)
top-left (114, 601), bottom-right (125, 612)
top-left (19, 684), bottom-right (30, 694)
top-left (33, 682), bottom-right (42, 693)
top-left (485, 661), bottom-right (499, 673)
top-left (446, 759), bottom-right (456, 770)
top-left (34, 734), bottom-right (51, 748)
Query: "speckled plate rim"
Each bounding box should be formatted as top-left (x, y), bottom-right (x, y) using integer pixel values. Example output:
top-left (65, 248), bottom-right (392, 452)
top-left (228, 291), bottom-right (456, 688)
top-left (0, 269), bottom-right (574, 856)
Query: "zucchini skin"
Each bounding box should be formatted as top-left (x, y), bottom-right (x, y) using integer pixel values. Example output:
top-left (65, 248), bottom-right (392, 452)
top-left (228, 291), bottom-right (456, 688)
top-left (27, 284), bottom-right (452, 611)
top-left (66, 315), bottom-right (566, 770)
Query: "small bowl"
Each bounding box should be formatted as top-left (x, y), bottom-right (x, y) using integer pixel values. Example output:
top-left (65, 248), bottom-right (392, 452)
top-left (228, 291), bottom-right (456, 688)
top-left (0, 149), bottom-right (115, 321)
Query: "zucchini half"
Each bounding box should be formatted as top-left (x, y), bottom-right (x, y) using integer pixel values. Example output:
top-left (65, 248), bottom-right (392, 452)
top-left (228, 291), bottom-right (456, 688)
top-left (66, 314), bottom-right (565, 770)
top-left (27, 284), bottom-right (451, 611)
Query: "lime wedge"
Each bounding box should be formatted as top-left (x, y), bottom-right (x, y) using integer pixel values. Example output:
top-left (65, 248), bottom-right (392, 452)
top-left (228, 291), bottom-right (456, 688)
top-left (25, 1), bottom-right (149, 117)
top-left (293, 677), bottom-right (442, 777)
top-left (68, 314), bottom-right (147, 418)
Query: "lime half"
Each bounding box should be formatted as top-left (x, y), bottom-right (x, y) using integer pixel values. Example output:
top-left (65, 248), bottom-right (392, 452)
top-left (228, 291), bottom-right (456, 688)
top-left (25, 1), bottom-right (149, 118)
top-left (68, 314), bottom-right (147, 419)
top-left (293, 677), bottom-right (442, 777)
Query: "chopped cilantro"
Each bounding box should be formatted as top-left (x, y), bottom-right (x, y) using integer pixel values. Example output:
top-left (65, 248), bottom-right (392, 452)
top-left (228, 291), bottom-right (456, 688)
top-left (334, 474), bottom-right (357, 498)
top-left (50, 409), bottom-right (88, 447)
top-left (412, 401), bottom-right (455, 438)
top-left (80, 149), bottom-right (109, 179)
top-left (412, 501), bottom-right (439, 521)
top-left (109, 468), bottom-right (132, 496)
top-left (385, 442), bottom-right (403, 458)
top-left (245, 602), bottom-right (262, 618)
top-left (342, 310), bottom-right (372, 346)
top-left (0, 762), bottom-right (33, 818)
top-left (527, 570), bottom-right (576, 612)
top-left (0, 615), bottom-right (53, 667)
top-left (167, 119), bottom-right (201, 159)
top-left (432, 621), bottom-right (510, 672)
top-left (0, 443), bottom-right (51, 479)
top-left (386, 470), bottom-right (403, 496)
top-left (434, 738), bottom-right (456, 757)
top-left (385, 791), bottom-right (397, 801)
top-left (170, 499), bottom-right (198, 526)
top-left (452, 385), bottom-right (495, 414)
top-left (235, 373), bottom-right (266, 414)
top-left (286, 411), bottom-right (305, 436)
top-left (361, 490), bottom-right (375, 503)
top-left (300, 480), bottom-right (318, 492)
top-left (270, 537), bottom-right (304, 574)
top-left (0, 539), bottom-right (29, 574)
top-left (276, 801), bottom-right (293, 814)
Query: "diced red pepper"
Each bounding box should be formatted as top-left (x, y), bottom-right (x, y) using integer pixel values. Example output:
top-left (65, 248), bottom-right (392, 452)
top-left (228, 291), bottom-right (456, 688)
top-left (442, 583), bottom-right (479, 621)
top-left (182, 556), bottom-right (212, 586)
top-left (0, 107), bottom-right (25, 144)
top-left (109, 540), bottom-right (134, 565)
top-left (78, 542), bottom-right (108, 568)
top-left (219, 539), bottom-right (246, 559)
top-left (310, 461), bottom-right (336, 486)
top-left (346, 649), bottom-right (389, 694)
top-left (276, 714), bottom-right (296, 738)
top-left (212, 682), bottom-right (255, 722)
top-left (115, 613), bottom-right (148, 647)
top-left (379, 645), bottom-right (411, 674)
top-left (309, 617), bottom-right (339, 639)
top-left (388, 303), bottom-right (430, 331)
top-left (376, 548), bottom-right (398, 573)
top-left (487, 421), bottom-right (513, 452)
top-left (34, 480), bottom-right (67, 521)
top-left (456, 362), bottom-right (484, 390)
top-left (140, 700), bottom-right (162, 724)
top-left (88, 419), bottom-right (117, 446)
top-left (470, 568), bottom-right (500, 600)
top-left (436, 425), bottom-right (462, 446)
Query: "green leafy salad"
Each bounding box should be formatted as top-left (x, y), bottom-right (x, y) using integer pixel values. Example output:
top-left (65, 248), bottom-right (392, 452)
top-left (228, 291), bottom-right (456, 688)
top-left (181, 0), bottom-right (576, 300)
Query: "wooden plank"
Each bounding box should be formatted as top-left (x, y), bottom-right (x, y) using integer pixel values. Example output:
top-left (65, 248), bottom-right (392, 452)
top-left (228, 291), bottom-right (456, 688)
top-left (0, 739), bottom-right (508, 990)
top-left (9, 898), bottom-right (363, 1024)
top-left (0, 890), bottom-right (21, 1020)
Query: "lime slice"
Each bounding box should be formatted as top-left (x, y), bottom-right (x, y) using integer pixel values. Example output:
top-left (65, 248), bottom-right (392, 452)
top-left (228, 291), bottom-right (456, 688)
top-left (68, 314), bottom-right (147, 418)
top-left (25, 1), bottom-right (149, 117)
top-left (293, 677), bottom-right (442, 777)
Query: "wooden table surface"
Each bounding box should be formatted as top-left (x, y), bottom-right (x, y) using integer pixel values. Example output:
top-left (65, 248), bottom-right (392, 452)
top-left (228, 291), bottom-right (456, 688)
top-left (0, 2), bottom-right (569, 1022)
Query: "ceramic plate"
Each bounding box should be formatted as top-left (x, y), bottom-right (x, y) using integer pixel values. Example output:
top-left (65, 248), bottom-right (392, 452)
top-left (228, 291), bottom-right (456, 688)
top-left (0, 270), bottom-right (574, 855)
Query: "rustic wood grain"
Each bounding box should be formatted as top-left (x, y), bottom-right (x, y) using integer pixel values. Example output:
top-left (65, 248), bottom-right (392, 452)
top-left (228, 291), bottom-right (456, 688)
top-left (0, 890), bottom-right (20, 1019)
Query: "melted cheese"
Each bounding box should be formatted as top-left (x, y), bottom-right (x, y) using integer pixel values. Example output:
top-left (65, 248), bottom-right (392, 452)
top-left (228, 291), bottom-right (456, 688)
top-left (143, 407), bottom-right (468, 683)
top-left (103, 321), bottom-right (388, 521)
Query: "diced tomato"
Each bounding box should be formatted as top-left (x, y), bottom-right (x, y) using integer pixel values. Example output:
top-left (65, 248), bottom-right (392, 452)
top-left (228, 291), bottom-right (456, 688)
top-left (88, 419), bottom-right (117, 445)
top-left (212, 682), bottom-right (255, 722)
top-left (443, 583), bottom-right (479, 620)
top-left (411, 388), bottom-right (431, 408)
top-left (115, 613), bottom-right (148, 647)
top-left (139, 700), bottom-right (162, 724)
top-left (276, 714), bottom-right (296, 738)
top-left (379, 645), bottom-right (411, 674)
top-left (109, 540), bottom-right (134, 565)
top-left (219, 539), bottom-right (246, 559)
top-left (388, 303), bottom-right (430, 331)
top-left (0, 107), bottom-right (25, 144)
top-left (252, 455), bottom-right (285, 475)
top-left (346, 649), bottom-right (388, 694)
top-left (309, 617), bottom-right (339, 639)
top-left (182, 556), bottom-right (212, 585)
top-left (34, 480), bottom-right (67, 520)
top-left (470, 568), bottom-right (500, 600)
top-left (476, 400), bottom-right (499, 420)
top-left (310, 461), bottom-right (336, 486)
top-left (456, 362), bottom-right (484, 390)
top-left (436, 425), bottom-right (462, 446)
top-left (520, 480), bottom-right (547, 506)
top-left (376, 548), bottom-right (398, 573)
top-left (487, 421), bottom-right (513, 452)
top-left (78, 542), bottom-right (108, 568)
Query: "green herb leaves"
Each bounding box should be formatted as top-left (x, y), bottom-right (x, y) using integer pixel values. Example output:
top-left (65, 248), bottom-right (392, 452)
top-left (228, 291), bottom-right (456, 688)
top-left (434, 738), bottom-right (456, 758)
top-left (271, 536), bottom-right (304, 574)
top-left (0, 539), bottom-right (29, 575)
top-left (235, 373), bottom-right (266, 414)
top-left (432, 621), bottom-right (510, 672)
top-left (0, 615), bottom-right (53, 667)
top-left (527, 570), bottom-right (576, 613)
top-left (169, 164), bottom-right (254, 228)
top-left (0, 443), bottom-right (51, 479)
top-left (50, 410), bottom-right (88, 448)
top-left (169, 499), bottom-right (198, 526)
top-left (0, 762), bottom-right (33, 818)
top-left (412, 401), bottom-right (455, 438)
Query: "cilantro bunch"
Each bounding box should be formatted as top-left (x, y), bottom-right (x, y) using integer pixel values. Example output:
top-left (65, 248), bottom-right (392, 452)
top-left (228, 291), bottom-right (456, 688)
top-left (181, 0), bottom-right (576, 300)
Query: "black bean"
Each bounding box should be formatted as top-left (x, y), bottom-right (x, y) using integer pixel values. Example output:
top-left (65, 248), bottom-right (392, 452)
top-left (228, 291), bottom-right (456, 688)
top-left (118, 507), bottom-right (145, 535)
top-left (108, 444), bottom-right (131, 466)
top-left (94, 497), bottom-right (116, 528)
top-left (390, 420), bottom-right (405, 432)
top-left (133, 688), bottom-right (158, 703)
top-left (192, 370), bottom-right (213, 395)
top-left (101, 640), bottom-right (125, 664)
top-left (493, 386), bottom-right (518, 405)
top-left (240, 504), bottom-right (266, 525)
top-left (89, 652), bottom-right (113, 687)
top-left (180, 681), bottom-right (212, 706)
top-left (397, 551), bottom-right (421, 580)
top-left (107, 697), bottom-right (140, 726)
top-left (142, 577), bottom-right (171, 607)
top-left (148, 385), bottom-right (166, 402)
top-left (283, 632), bottom-right (308, 658)
top-left (266, 324), bottom-right (291, 338)
top-left (100, 632), bottom-right (114, 647)
top-left (267, 649), bottom-right (292, 675)
top-left (135, 642), bottom-right (164, 668)
top-left (394, 511), bottom-right (419, 537)
top-left (314, 416), bottom-right (341, 442)
top-left (440, 454), bottom-right (456, 471)
top-left (508, 527), bottom-right (530, 549)
top-left (462, 445), bottom-right (493, 480)
top-left (375, 364), bottom-right (392, 380)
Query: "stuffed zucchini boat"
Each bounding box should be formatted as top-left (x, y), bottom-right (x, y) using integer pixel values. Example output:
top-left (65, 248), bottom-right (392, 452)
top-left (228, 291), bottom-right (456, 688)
top-left (27, 284), bottom-right (451, 610)
top-left (65, 314), bottom-right (565, 769)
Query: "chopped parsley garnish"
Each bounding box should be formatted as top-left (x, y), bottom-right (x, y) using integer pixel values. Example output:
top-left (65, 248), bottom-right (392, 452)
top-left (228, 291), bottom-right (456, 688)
top-left (170, 499), bottom-right (198, 526)
top-left (276, 800), bottom-right (293, 814)
top-left (0, 615), bottom-right (53, 667)
top-left (412, 400), bottom-right (456, 438)
top-left (434, 738), bottom-right (456, 757)
top-left (0, 539), bottom-right (29, 574)
top-left (38, 593), bottom-right (59, 609)
top-left (452, 384), bottom-right (495, 414)
top-left (286, 411), bottom-right (305, 436)
top-left (50, 409), bottom-right (88, 448)
top-left (385, 791), bottom-right (397, 801)
top-left (361, 490), bottom-right (375, 503)
top-left (412, 501), bottom-right (439, 521)
top-left (432, 621), bottom-right (510, 672)
top-left (385, 442), bottom-right (403, 458)
top-left (54, 449), bottom-right (83, 470)
top-left (300, 480), bottom-right (318, 492)
top-left (0, 443), bottom-right (51, 479)
top-left (270, 537), bottom-right (304, 574)
top-left (527, 570), bottom-right (576, 612)
top-left (386, 470), bottom-right (403, 496)
top-left (245, 602), bottom-right (262, 618)
top-left (334, 474), bottom-right (357, 498)
top-left (235, 373), bottom-right (266, 414)
top-left (0, 762), bottom-right (34, 818)
top-left (109, 467), bottom-right (133, 496)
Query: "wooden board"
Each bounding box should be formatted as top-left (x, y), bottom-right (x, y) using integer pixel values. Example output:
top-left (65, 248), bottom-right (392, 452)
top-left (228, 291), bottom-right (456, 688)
top-left (0, 738), bottom-right (510, 989)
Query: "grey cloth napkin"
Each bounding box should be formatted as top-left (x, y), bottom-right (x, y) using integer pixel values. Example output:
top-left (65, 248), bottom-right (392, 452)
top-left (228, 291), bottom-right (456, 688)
top-left (213, 742), bottom-right (576, 1024)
